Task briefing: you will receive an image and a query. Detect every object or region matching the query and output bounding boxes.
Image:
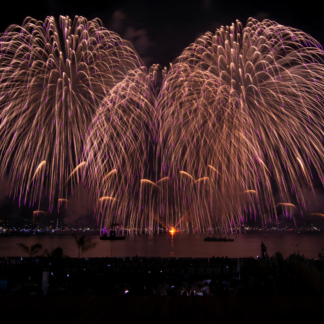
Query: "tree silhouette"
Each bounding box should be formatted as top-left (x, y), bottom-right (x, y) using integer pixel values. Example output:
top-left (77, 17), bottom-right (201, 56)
top-left (43, 247), bottom-right (68, 258)
top-left (72, 234), bottom-right (98, 258)
top-left (17, 243), bottom-right (42, 257)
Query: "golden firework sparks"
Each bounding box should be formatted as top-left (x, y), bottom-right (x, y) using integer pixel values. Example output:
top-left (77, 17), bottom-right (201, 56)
top-left (0, 15), bottom-right (142, 209)
top-left (33, 210), bottom-right (47, 215)
top-left (296, 157), bottom-right (307, 178)
top-left (65, 162), bottom-right (86, 184)
top-left (158, 18), bottom-right (324, 231)
top-left (208, 165), bottom-right (221, 175)
top-left (193, 177), bottom-right (209, 184)
top-left (276, 203), bottom-right (297, 209)
top-left (31, 161), bottom-right (46, 182)
top-left (156, 177), bottom-right (169, 184)
top-left (5, 17), bottom-right (323, 232)
top-left (308, 213), bottom-right (324, 217)
top-left (99, 196), bottom-right (118, 202)
top-left (241, 190), bottom-right (257, 195)
top-left (179, 171), bottom-right (194, 181)
top-left (102, 169), bottom-right (117, 181)
top-left (140, 179), bottom-right (161, 189)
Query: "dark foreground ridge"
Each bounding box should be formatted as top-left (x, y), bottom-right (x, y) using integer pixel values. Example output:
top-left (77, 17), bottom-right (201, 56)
top-left (1, 254), bottom-right (323, 322)
top-left (0, 295), bottom-right (323, 323)
top-left (1, 253), bottom-right (324, 297)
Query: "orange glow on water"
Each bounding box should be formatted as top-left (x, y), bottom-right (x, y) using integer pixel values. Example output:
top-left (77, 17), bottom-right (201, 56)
top-left (169, 227), bottom-right (176, 235)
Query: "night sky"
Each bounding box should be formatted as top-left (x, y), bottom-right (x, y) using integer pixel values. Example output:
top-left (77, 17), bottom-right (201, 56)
top-left (1, 0), bottom-right (323, 68)
top-left (0, 0), bottom-right (324, 228)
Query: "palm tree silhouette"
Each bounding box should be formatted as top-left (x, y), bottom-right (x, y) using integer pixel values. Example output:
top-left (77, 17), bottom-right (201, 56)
top-left (17, 243), bottom-right (42, 257)
top-left (72, 234), bottom-right (98, 258)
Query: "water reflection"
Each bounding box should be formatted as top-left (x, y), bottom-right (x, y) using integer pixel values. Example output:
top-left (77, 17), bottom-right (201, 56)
top-left (0, 233), bottom-right (323, 259)
top-left (170, 233), bottom-right (175, 257)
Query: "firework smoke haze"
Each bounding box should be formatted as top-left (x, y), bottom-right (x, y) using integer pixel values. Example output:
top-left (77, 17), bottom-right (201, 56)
top-left (158, 18), bottom-right (324, 230)
top-left (0, 16), bottom-right (142, 211)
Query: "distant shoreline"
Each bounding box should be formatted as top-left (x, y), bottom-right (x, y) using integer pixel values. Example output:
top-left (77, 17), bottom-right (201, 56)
top-left (0, 230), bottom-right (323, 238)
top-left (0, 231), bottom-right (100, 237)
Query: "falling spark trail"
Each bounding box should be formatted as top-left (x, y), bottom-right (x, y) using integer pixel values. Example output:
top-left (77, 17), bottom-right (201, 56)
top-left (193, 177), bottom-right (209, 184)
top-left (276, 203), bottom-right (297, 209)
top-left (179, 171), bottom-right (194, 181)
top-left (156, 177), bottom-right (169, 184)
top-left (102, 169), bottom-right (117, 181)
top-left (99, 196), bottom-right (118, 202)
top-left (308, 213), bottom-right (324, 217)
top-left (140, 179), bottom-right (161, 189)
top-left (241, 190), bottom-right (257, 195)
top-left (65, 162), bottom-right (86, 184)
top-left (31, 161), bottom-right (46, 182)
top-left (208, 165), bottom-right (221, 175)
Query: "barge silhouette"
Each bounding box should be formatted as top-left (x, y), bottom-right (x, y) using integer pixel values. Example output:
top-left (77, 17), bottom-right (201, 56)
top-left (100, 230), bottom-right (125, 241)
top-left (204, 237), bottom-right (234, 242)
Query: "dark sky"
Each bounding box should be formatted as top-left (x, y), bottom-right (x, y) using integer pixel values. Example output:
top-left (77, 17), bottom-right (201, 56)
top-left (1, 0), bottom-right (323, 67)
top-left (1, 0), bottom-right (324, 228)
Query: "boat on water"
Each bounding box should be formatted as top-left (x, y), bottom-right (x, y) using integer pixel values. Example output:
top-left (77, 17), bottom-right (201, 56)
top-left (100, 231), bottom-right (125, 241)
top-left (204, 237), bottom-right (234, 242)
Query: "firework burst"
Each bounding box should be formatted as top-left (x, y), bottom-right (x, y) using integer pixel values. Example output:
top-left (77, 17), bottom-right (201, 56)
top-left (84, 65), bottom-right (159, 230)
top-left (0, 15), bottom-right (142, 211)
top-left (1, 15), bottom-right (324, 233)
top-left (157, 18), bottom-right (324, 231)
